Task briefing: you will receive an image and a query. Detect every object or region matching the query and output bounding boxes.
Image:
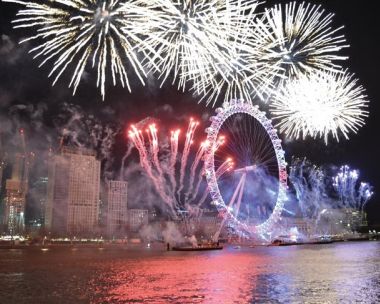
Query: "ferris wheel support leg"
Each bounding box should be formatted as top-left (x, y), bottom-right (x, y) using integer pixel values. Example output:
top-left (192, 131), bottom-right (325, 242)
top-left (213, 173), bottom-right (246, 242)
top-left (234, 173), bottom-right (246, 218)
top-left (227, 173), bottom-right (246, 212)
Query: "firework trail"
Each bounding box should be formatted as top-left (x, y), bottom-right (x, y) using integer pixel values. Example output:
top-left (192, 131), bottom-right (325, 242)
top-left (168, 129), bottom-right (180, 191)
top-left (129, 125), bottom-right (176, 213)
top-left (358, 182), bottom-right (374, 212)
top-left (192, 135), bottom-right (229, 206)
top-left (270, 70), bottom-right (369, 144)
top-left (147, 123), bottom-right (164, 177)
top-left (119, 142), bottom-right (133, 180)
top-left (216, 158), bottom-right (234, 179)
top-left (289, 157), bottom-right (327, 220)
top-left (195, 158), bottom-right (234, 207)
top-left (177, 118), bottom-right (199, 198)
top-left (4, 0), bottom-right (160, 99)
top-left (333, 165), bottom-right (374, 211)
top-left (128, 118), bottom-right (232, 217)
top-left (184, 140), bottom-right (208, 200)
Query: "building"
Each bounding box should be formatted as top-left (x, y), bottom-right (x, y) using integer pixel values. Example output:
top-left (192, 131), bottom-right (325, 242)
top-left (128, 209), bottom-right (148, 232)
top-left (0, 135), bottom-right (4, 196)
top-left (342, 208), bottom-right (368, 232)
top-left (106, 180), bottom-right (128, 238)
top-left (27, 177), bottom-right (48, 231)
top-left (280, 217), bottom-right (313, 237)
top-left (4, 153), bottom-right (29, 235)
top-left (0, 159), bottom-right (5, 196)
top-left (45, 147), bottom-right (100, 236)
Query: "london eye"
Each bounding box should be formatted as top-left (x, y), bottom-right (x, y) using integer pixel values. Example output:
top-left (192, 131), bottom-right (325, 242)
top-left (204, 100), bottom-right (287, 236)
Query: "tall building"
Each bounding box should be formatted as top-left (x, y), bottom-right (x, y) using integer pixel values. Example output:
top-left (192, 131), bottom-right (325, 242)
top-left (45, 147), bottom-right (100, 236)
top-left (342, 208), bottom-right (368, 232)
top-left (128, 209), bottom-right (148, 232)
top-left (0, 134), bottom-right (4, 196)
top-left (106, 180), bottom-right (128, 237)
top-left (0, 159), bottom-right (5, 196)
top-left (4, 153), bottom-right (28, 235)
top-left (27, 177), bottom-right (48, 229)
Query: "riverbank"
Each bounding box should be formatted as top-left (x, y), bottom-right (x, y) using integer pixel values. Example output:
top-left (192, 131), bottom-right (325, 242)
top-left (1, 238), bottom-right (378, 250)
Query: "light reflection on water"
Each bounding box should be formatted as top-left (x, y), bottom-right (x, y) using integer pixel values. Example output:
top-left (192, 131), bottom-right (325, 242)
top-left (0, 242), bottom-right (379, 303)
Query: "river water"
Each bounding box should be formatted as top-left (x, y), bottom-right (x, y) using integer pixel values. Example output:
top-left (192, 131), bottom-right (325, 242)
top-left (0, 242), bottom-right (379, 303)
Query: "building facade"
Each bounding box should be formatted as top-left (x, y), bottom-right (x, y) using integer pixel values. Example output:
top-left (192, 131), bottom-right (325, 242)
top-left (27, 176), bottom-right (48, 231)
top-left (45, 147), bottom-right (100, 236)
top-left (4, 153), bottom-right (28, 235)
top-left (106, 180), bottom-right (128, 238)
top-left (0, 160), bottom-right (4, 196)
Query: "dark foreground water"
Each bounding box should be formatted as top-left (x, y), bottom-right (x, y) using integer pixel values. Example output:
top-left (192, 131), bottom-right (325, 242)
top-left (0, 242), bottom-right (379, 304)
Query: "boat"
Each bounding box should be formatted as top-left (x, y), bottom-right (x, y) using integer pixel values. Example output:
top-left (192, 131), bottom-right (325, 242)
top-left (269, 239), bottom-right (298, 246)
top-left (346, 236), bottom-right (369, 242)
top-left (171, 244), bottom-right (223, 251)
top-left (269, 235), bottom-right (334, 246)
top-left (269, 235), bottom-right (298, 246)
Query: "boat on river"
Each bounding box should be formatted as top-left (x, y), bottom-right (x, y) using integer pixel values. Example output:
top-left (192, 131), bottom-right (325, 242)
top-left (171, 243), bottom-right (223, 251)
top-left (269, 235), bottom-right (333, 246)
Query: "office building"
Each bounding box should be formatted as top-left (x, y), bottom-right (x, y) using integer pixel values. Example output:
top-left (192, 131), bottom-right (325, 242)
top-left (106, 180), bottom-right (128, 237)
top-left (4, 153), bottom-right (28, 235)
top-left (45, 147), bottom-right (100, 235)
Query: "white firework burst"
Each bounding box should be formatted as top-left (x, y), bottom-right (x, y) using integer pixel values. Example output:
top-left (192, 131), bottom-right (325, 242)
top-left (255, 1), bottom-right (349, 84)
top-left (190, 0), bottom-right (283, 106)
top-left (270, 70), bottom-right (369, 144)
top-left (5, 0), bottom-right (159, 99)
top-left (143, 0), bottom-right (261, 93)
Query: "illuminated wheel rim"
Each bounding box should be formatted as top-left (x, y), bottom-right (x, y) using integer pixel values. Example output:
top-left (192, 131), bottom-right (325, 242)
top-left (204, 99), bottom-right (287, 235)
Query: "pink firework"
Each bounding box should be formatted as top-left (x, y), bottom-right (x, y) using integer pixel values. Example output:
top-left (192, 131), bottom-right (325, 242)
top-left (128, 118), bottom-right (233, 217)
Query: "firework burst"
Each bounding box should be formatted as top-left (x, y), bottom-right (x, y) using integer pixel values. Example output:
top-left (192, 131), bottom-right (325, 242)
top-left (143, 0), bottom-right (261, 93)
top-left (190, 1), bottom-right (283, 106)
top-left (333, 165), bottom-right (374, 211)
top-left (5, 0), bottom-right (159, 99)
top-left (255, 1), bottom-right (349, 88)
top-left (270, 70), bottom-right (369, 144)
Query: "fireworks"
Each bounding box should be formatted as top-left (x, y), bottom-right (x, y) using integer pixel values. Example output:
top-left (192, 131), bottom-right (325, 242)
top-left (289, 157), bottom-right (327, 220)
top-left (333, 165), bottom-right (374, 211)
top-left (4, 0), bottom-right (372, 148)
top-left (128, 118), bottom-right (232, 217)
top-left (5, 0), bottom-right (159, 99)
top-left (270, 70), bottom-right (369, 144)
top-left (143, 0), bottom-right (261, 93)
top-left (191, 1), bottom-right (282, 106)
top-left (256, 1), bottom-right (348, 83)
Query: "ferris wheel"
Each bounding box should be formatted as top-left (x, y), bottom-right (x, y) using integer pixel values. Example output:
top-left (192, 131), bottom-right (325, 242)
top-left (204, 99), bottom-right (287, 236)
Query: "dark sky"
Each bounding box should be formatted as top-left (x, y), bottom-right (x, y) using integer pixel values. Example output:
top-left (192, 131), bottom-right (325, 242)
top-left (0, 0), bottom-right (379, 224)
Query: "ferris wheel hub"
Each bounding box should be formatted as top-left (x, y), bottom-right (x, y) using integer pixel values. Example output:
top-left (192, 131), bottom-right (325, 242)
top-left (234, 165), bottom-right (257, 173)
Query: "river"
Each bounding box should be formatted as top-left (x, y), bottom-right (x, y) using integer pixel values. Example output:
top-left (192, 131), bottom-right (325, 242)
top-left (0, 241), bottom-right (379, 303)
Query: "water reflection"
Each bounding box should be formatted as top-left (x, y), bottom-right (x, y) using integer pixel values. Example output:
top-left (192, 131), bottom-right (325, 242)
top-left (90, 243), bottom-right (380, 303)
top-left (0, 243), bottom-right (379, 303)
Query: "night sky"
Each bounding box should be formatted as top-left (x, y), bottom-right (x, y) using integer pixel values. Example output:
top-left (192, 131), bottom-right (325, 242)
top-left (0, 0), bottom-right (379, 224)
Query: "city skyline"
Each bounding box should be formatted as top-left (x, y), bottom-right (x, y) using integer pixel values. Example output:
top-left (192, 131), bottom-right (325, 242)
top-left (0, 0), bottom-right (379, 231)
